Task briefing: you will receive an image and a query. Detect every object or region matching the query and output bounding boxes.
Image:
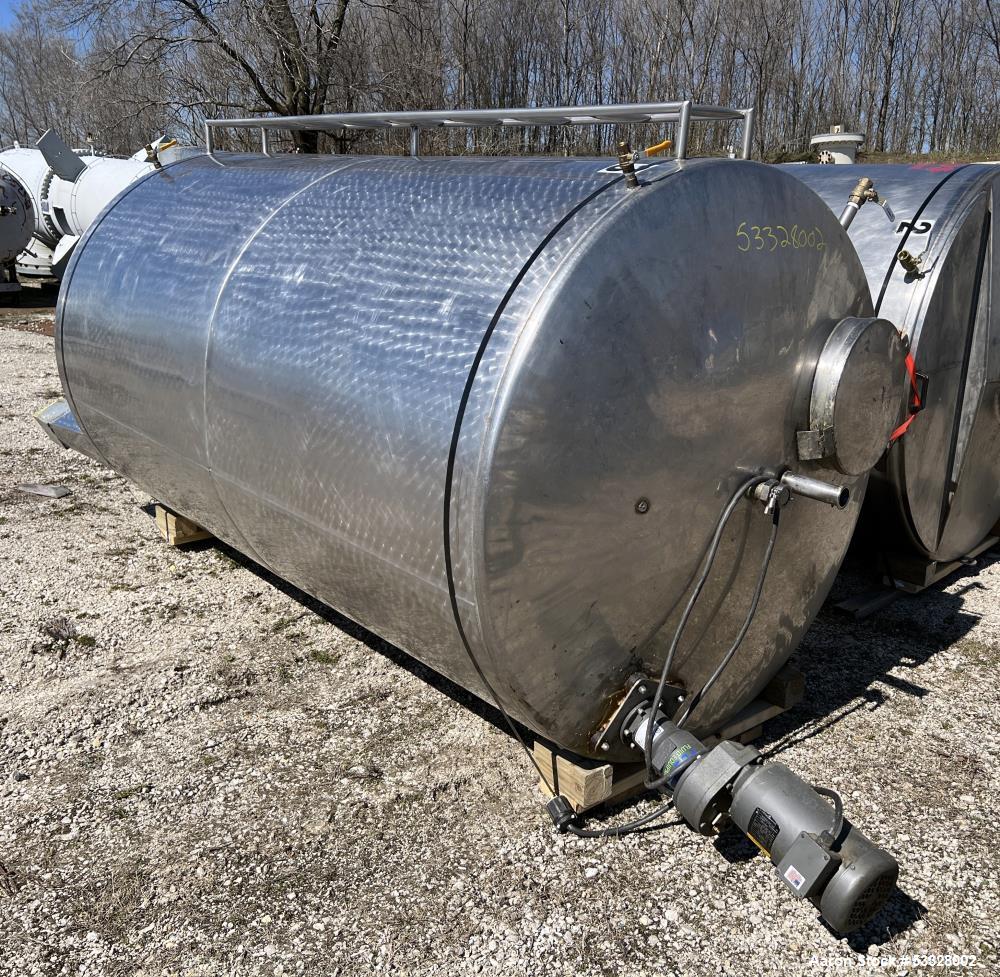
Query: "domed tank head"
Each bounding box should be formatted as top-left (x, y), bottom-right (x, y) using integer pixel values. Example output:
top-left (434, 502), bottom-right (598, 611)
top-left (465, 160), bottom-right (904, 756)
top-left (779, 162), bottom-right (1000, 565)
top-left (0, 172), bottom-right (33, 263)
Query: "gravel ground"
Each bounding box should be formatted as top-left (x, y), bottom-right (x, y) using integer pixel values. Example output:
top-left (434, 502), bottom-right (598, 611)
top-left (1, 324), bottom-right (997, 977)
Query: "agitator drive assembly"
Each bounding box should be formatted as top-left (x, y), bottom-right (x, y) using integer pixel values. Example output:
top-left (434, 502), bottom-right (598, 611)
top-left (32, 100), bottom-right (999, 933)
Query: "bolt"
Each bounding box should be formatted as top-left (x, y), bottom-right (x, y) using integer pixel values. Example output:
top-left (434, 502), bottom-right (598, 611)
top-left (638, 685), bottom-right (647, 695)
top-left (600, 742), bottom-right (610, 752)
top-left (635, 497), bottom-right (650, 514)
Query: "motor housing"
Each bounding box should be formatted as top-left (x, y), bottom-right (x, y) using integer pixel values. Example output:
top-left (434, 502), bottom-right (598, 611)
top-left (628, 712), bottom-right (898, 933)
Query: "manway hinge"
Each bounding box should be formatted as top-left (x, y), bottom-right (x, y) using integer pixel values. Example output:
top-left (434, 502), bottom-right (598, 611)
top-left (795, 426), bottom-right (834, 462)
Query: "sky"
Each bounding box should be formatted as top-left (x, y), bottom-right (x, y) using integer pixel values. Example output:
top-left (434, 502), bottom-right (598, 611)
top-left (0, 0), bottom-right (18, 29)
top-left (0, 0), bottom-right (21, 28)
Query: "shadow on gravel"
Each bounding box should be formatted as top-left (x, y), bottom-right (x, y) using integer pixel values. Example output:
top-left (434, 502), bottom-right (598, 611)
top-left (207, 533), bottom-right (998, 772)
top-left (840, 887), bottom-right (928, 951)
top-left (0, 285), bottom-right (58, 336)
top-left (755, 548), bottom-right (998, 761)
top-left (207, 539), bottom-right (521, 743)
top-left (199, 532), bottom-right (981, 945)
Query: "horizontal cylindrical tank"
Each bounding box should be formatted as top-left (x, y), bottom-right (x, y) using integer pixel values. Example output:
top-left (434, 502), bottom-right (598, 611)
top-left (0, 149), bottom-right (151, 242)
top-left (56, 153), bottom-right (901, 758)
top-left (0, 141), bottom-right (200, 279)
top-left (783, 163), bottom-right (1000, 563)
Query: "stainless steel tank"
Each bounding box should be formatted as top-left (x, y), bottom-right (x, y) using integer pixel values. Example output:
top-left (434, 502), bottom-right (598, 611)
top-left (782, 163), bottom-right (1000, 564)
top-left (54, 152), bottom-right (903, 758)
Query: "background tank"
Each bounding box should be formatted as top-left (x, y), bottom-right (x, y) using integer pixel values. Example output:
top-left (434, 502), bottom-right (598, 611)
top-left (0, 133), bottom-right (200, 281)
top-left (54, 152), bottom-right (901, 759)
top-left (782, 163), bottom-right (1000, 565)
top-left (0, 171), bottom-right (32, 296)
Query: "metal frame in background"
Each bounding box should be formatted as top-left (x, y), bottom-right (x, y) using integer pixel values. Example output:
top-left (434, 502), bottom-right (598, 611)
top-left (203, 100), bottom-right (755, 161)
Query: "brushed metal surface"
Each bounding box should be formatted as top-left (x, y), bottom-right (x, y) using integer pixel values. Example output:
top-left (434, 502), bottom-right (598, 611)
top-left (805, 317), bottom-right (906, 475)
top-left (783, 163), bottom-right (1000, 562)
top-left (59, 153), bottom-right (879, 757)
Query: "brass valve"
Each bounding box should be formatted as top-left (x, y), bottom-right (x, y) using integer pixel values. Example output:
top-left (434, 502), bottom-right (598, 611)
top-left (847, 176), bottom-right (879, 208)
top-left (839, 177), bottom-right (893, 229)
top-left (144, 139), bottom-right (177, 170)
top-left (897, 249), bottom-right (924, 276)
top-left (617, 141), bottom-right (640, 189)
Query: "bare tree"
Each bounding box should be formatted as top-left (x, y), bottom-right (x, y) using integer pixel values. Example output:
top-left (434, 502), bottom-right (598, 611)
top-left (1, 0), bottom-right (998, 158)
top-left (44, 0), bottom-right (356, 151)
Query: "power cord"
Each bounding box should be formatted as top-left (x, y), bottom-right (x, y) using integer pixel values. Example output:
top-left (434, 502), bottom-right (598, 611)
top-left (673, 502), bottom-right (782, 729)
top-left (644, 473), bottom-right (772, 789)
top-left (813, 784), bottom-right (846, 849)
top-left (552, 473), bottom-right (781, 837)
top-left (549, 796), bottom-right (684, 837)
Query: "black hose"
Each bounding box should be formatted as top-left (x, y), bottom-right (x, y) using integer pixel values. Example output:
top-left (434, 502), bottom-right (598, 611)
top-left (673, 505), bottom-right (782, 729)
top-left (643, 473), bottom-right (771, 789)
top-left (566, 799), bottom-right (684, 838)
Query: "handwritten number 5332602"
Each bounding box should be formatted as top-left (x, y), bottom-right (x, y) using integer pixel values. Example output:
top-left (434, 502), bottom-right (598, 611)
top-left (736, 221), bottom-right (826, 253)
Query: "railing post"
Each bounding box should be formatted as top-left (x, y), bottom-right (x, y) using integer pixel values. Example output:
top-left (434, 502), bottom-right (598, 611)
top-left (675, 100), bottom-right (692, 160)
top-left (741, 108), bottom-right (756, 160)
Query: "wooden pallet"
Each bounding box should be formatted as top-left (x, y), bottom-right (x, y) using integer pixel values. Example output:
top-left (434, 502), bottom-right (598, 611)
top-left (152, 504), bottom-right (214, 546)
top-left (836, 531), bottom-right (1000, 619)
top-left (884, 534), bottom-right (998, 593)
top-left (534, 665), bottom-right (803, 814)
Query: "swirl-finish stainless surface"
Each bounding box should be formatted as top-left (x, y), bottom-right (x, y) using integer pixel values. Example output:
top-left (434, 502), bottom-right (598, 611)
top-left (782, 164), bottom-right (1000, 562)
top-left (59, 153), bottom-right (883, 757)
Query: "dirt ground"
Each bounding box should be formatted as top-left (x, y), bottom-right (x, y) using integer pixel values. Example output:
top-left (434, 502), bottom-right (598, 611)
top-left (1, 321), bottom-right (997, 977)
top-left (0, 288), bottom-right (58, 337)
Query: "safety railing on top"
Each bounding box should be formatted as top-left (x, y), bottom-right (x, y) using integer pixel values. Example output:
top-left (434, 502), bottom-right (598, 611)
top-left (203, 100), bottom-right (755, 162)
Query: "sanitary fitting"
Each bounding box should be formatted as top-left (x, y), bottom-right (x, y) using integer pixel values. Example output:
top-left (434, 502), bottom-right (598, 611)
top-left (749, 472), bottom-right (849, 512)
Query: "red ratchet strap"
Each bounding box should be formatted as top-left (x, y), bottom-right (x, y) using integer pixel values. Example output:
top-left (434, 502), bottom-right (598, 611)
top-left (889, 350), bottom-right (921, 443)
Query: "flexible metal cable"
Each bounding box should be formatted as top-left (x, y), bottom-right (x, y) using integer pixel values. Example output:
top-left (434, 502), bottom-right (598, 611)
top-left (673, 504), bottom-right (782, 730)
top-left (813, 784), bottom-right (845, 848)
top-left (643, 473), bottom-right (772, 788)
top-left (572, 503), bottom-right (778, 837)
